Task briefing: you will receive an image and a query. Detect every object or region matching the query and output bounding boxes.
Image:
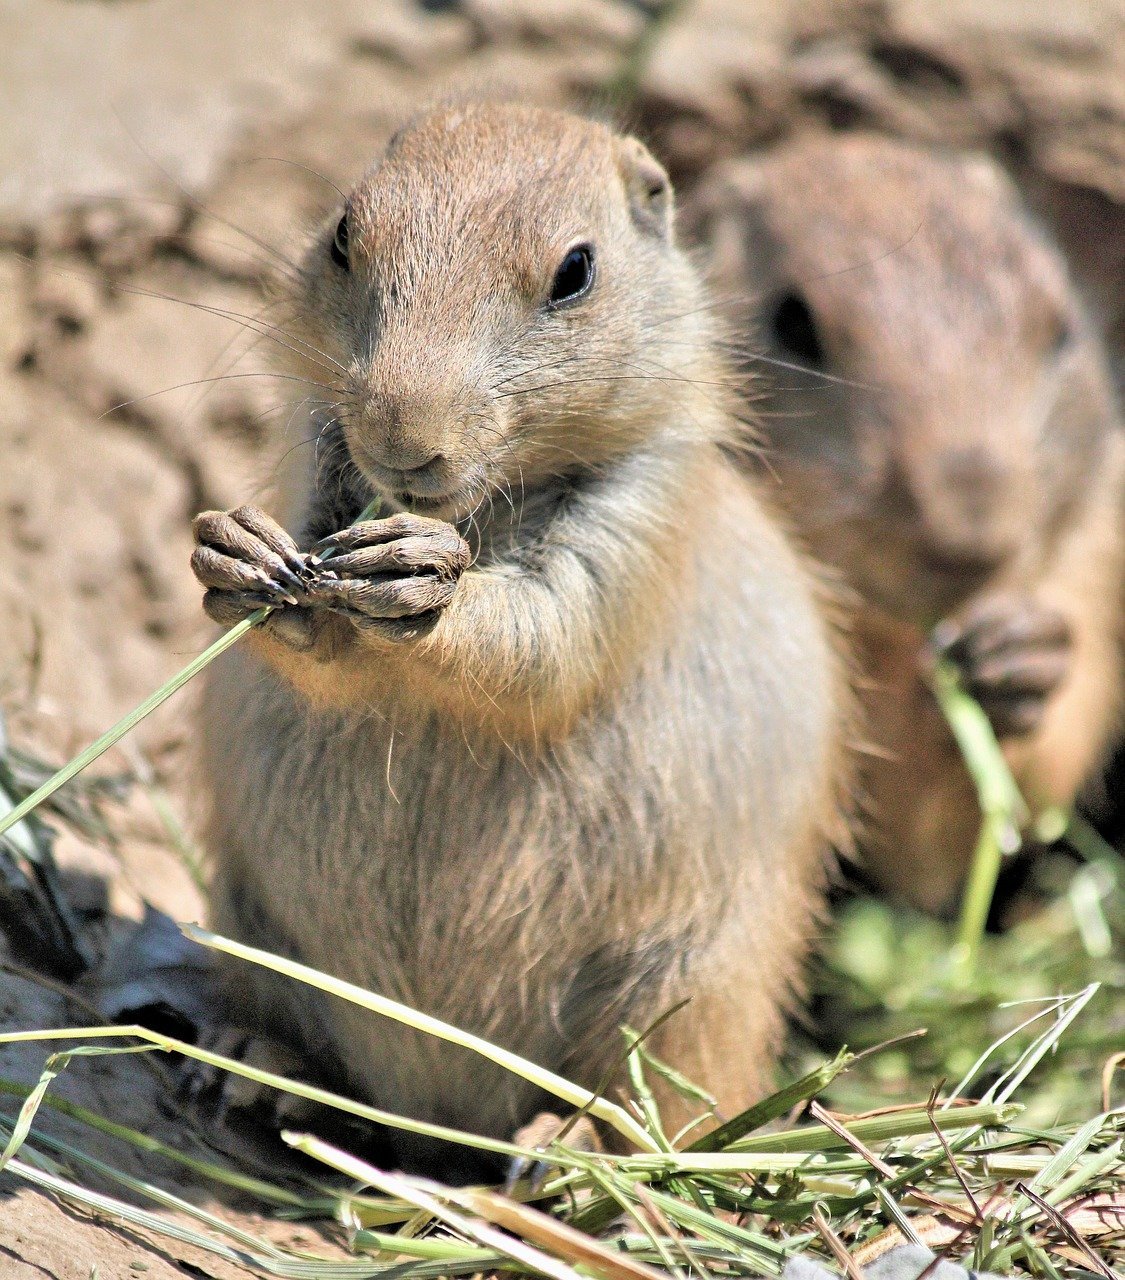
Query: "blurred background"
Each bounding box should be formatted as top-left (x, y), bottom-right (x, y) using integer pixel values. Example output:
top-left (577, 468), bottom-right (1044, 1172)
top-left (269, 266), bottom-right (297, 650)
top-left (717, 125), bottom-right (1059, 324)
top-left (1, 0), bottom-right (1122, 920)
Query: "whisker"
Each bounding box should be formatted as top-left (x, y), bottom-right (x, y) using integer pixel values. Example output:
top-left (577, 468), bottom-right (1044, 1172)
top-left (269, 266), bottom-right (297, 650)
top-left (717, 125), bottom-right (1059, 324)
top-left (267, 399), bottom-right (345, 472)
top-left (496, 371), bottom-right (718, 399)
top-left (740, 352), bottom-right (879, 391)
top-left (98, 371), bottom-right (342, 421)
top-left (637, 298), bottom-right (884, 392)
top-left (185, 230), bottom-right (305, 282)
top-left (108, 280), bottom-right (352, 380)
top-left (245, 155), bottom-right (349, 205)
top-left (110, 107), bottom-right (305, 279)
top-left (174, 301), bottom-right (283, 425)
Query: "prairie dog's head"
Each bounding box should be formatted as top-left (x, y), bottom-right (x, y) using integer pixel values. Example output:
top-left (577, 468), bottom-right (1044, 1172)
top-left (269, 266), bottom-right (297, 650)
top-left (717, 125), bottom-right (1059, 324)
top-left (691, 133), bottom-right (1116, 627)
top-left (283, 101), bottom-right (711, 522)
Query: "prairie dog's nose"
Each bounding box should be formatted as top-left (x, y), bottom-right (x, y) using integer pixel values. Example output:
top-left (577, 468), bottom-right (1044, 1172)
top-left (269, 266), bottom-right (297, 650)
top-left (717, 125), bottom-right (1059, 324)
top-left (375, 444), bottom-right (443, 474)
top-left (365, 390), bottom-right (450, 473)
top-left (914, 447), bottom-right (1021, 573)
top-left (940, 445), bottom-right (1006, 496)
top-left (916, 528), bottom-right (1013, 576)
top-left (890, 437), bottom-right (1023, 576)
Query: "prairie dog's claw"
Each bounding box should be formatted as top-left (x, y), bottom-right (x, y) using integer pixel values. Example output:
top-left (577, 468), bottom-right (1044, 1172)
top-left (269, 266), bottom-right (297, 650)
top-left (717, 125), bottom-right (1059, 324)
top-left (302, 514), bottom-right (469, 635)
top-left (931, 594), bottom-right (1072, 738)
top-left (505, 1112), bottom-right (600, 1192)
top-left (192, 505), bottom-right (315, 640)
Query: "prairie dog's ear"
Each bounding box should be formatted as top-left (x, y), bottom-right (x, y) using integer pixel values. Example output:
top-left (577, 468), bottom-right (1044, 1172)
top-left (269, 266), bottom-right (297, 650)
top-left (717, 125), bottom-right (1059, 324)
top-left (682, 160), bottom-right (773, 285)
top-left (619, 137), bottom-right (673, 238)
top-left (692, 160), bottom-right (769, 223)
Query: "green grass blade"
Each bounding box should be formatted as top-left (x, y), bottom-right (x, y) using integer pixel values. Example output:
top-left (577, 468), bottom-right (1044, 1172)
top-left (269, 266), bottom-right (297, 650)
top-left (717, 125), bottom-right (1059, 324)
top-left (0, 496), bottom-right (383, 844)
top-left (184, 924), bottom-right (660, 1153)
top-left (0, 613), bottom-right (263, 842)
top-left (0, 1023), bottom-right (549, 1163)
top-left (0, 1044), bottom-right (157, 1173)
top-left (0, 1076), bottom-right (320, 1208)
top-left (287, 1134), bottom-right (590, 1280)
top-left (724, 1099), bottom-right (1021, 1154)
top-left (2, 1154), bottom-right (388, 1278)
top-left (687, 1050), bottom-right (853, 1152)
top-left (929, 658), bottom-right (1028, 977)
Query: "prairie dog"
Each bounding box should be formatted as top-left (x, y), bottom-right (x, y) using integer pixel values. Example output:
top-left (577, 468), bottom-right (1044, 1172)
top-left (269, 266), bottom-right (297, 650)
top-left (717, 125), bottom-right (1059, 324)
top-left (690, 133), bottom-right (1125, 914)
top-left (190, 102), bottom-right (850, 1172)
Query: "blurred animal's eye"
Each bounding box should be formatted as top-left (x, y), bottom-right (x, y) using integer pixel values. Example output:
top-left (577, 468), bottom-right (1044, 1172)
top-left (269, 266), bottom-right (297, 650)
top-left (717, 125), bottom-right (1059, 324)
top-left (548, 244), bottom-right (595, 307)
top-left (770, 290), bottom-right (824, 366)
top-left (1046, 310), bottom-right (1073, 357)
top-left (331, 213), bottom-right (350, 271)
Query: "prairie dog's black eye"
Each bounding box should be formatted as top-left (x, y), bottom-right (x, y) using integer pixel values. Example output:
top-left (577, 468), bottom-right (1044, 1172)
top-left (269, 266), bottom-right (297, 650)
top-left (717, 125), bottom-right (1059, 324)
top-left (548, 244), bottom-right (595, 307)
top-left (770, 290), bottom-right (824, 366)
top-left (331, 213), bottom-right (350, 271)
top-left (1047, 309), bottom-right (1074, 358)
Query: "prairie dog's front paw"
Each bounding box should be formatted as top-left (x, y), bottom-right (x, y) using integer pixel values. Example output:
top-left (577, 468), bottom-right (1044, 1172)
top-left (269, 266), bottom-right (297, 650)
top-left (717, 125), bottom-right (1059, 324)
top-left (932, 595), bottom-right (1072, 738)
top-left (306, 513), bottom-right (470, 641)
top-left (191, 504), bottom-right (317, 649)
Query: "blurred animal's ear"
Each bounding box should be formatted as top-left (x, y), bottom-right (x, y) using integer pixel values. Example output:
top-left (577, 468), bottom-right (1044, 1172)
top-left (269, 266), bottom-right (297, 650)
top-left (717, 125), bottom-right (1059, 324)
top-left (684, 160), bottom-right (768, 235)
top-left (681, 160), bottom-right (772, 289)
top-left (679, 159), bottom-right (769, 258)
top-left (619, 137), bottom-right (673, 239)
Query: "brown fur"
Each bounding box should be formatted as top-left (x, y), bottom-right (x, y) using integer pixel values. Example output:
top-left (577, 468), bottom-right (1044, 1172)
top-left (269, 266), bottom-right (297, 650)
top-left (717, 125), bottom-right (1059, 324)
top-left (690, 133), bottom-right (1125, 914)
top-left (193, 102), bottom-right (851, 1171)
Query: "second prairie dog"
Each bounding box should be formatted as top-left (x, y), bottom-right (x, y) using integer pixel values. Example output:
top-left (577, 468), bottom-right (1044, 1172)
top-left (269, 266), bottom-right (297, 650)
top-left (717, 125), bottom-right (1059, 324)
top-left (189, 101), bottom-right (850, 1172)
top-left (691, 133), bottom-right (1125, 914)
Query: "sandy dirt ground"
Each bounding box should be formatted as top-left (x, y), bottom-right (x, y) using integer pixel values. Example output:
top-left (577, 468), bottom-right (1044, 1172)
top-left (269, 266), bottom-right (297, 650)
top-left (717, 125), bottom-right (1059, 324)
top-left (1, 0), bottom-right (1122, 1273)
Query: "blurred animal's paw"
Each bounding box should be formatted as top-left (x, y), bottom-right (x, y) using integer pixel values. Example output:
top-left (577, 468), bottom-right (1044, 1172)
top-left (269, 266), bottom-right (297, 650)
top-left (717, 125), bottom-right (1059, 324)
top-left (932, 595), bottom-right (1072, 738)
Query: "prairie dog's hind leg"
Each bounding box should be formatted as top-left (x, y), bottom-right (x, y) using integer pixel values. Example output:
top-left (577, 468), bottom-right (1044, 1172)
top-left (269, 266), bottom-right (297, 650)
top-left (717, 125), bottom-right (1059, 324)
top-left (182, 870), bottom-right (349, 1135)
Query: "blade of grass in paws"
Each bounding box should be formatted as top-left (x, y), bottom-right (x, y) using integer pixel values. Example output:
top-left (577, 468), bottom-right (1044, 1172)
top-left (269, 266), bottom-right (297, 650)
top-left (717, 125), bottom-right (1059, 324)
top-left (0, 498), bottom-right (382, 841)
top-left (928, 657), bottom-right (1029, 976)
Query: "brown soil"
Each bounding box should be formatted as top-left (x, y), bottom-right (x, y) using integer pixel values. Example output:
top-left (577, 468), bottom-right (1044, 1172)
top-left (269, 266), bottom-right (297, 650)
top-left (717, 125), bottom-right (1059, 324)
top-left (1, 0), bottom-right (1121, 1273)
